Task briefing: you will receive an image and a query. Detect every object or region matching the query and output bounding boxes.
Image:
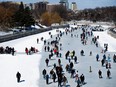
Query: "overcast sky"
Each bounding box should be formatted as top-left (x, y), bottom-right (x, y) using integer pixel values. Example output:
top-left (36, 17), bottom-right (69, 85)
top-left (1, 0), bottom-right (116, 10)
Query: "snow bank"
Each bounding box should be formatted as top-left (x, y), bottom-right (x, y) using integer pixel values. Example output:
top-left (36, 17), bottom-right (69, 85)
top-left (93, 30), bottom-right (116, 52)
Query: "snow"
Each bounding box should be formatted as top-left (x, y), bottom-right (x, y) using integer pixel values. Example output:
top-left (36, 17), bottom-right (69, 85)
top-left (0, 31), bottom-right (13, 36)
top-left (0, 24), bottom-right (47, 36)
top-left (93, 30), bottom-right (116, 52)
top-left (0, 24), bottom-right (116, 87)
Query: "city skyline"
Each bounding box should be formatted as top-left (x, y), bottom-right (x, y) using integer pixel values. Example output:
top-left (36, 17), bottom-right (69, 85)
top-left (0, 0), bottom-right (116, 10)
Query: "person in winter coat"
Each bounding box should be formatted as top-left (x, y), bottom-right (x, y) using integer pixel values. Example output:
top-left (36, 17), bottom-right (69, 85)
top-left (50, 69), bottom-right (54, 79)
top-left (45, 58), bottom-right (49, 66)
top-left (107, 69), bottom-right (111, 78)
top-left (109, 63), bottom-right (111, 69)
top-left (11, 47), bottom-right (15, 56)
top-left (98, 70), bottom-right (102, 78)
top-left (65, 64), bottom-right (69, 72)
top-left (113, 54), bottom-right (116, 62)
top-left (70, 52), bottom-right (74, 59)
top-left (106, 61), bottom-right (108, 69)
top-left (80, 50), bottom-right (84, 56)
top-left (77, 77), bottom-right (81, 87)
top-left (58, 59), bottom-right (61, 65)
top-left (37, 38), bottom-right (39, 44)
top-left (72, 50), bottom-right (75, 57)
top-left (52, 72), bottom-right (56, 82)
top-left (68, 57), bottom-right (71, 63)
top-left (103, 54), bottom-right (106, 60)
top-left (44, 40), bottom-right (46, 45)
top-left (44, 46), bottom-right (47, 52)
top-left (65, 51), bottom-right (70, 59)
top-left (25, 47), bottom-right (28, 55)
top-left (96, 54), bottom-right (99, 61)
top-left (75, 73), bottom-right (78, 82)
top-left (47, 46), bottom-right (50, 52)
top-left (70, 62), bottom-right (74, 70)
top-left (16, 72), bottom-right (21, 83)
top-left (80, 74), bottom-right (85, 84)
top-left (71, 69), bottom-right (75, 78)
top-left (90, 51), bottom-right (92, 56)
top-left (63, 75), bottom-right (67, 86)
top-left (58, 74), bottom-right (62, 87)
top-left (46, 74), bottom-right (49, 84)
top-left (74, 56), bottom-right (77, 63)
top-left (101, 59), bottom-right (105, 66)
top-left (42, 69), bottom-right (46, 79)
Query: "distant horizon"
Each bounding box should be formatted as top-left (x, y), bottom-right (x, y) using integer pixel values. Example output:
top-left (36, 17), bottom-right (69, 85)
top-left (0, 0), bottom-right (116, 10)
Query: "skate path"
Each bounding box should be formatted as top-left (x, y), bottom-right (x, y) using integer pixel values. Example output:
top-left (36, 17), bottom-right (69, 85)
top-left (0, 26), bottom-right (116, 87)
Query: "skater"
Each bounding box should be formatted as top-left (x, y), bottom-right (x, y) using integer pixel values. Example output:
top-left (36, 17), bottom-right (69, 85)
top-left (101, 59), bottom-right (105, 66)
top-left (37, 38), bottom-right (39, 44)
top-left (52, 72), bottom-right (56, 82)
top-left (58, 59), bottom-right (61, 65)
top-left (44, 40), bottom-right (46, 45)
top-left (90, 51), bottom-right (92, 56)
top-left (16, 72), bottom-right (21, 83)
top-left (46, 74), bottom-right (49, 84)
top-left (96, 54), bottom-right (99, 61)
top-left (109, 63), bottom-right (111, 69)
top-left (65, 64), bottom-right (69, 72)
top-left (103, 54), bottom-right (106, 60)
top-left (47, 46), bottom-right (50, 52)
top-left (74, 56), bottom-right (77, 63)
top-left (70, 51), bottom-right (74, 59)
top-left (72, 50), bottom-right (75, 57)
top-left (107, 69), bottom-right (111, 78)
top-left (42, 69), bottom-right (46, 79)
top-left (50, 69), bottom-right (54, 79)
top-left (63, 75), bottom-right (67, 86)
top-left (65, 51), bottom-right (70, 59)
top-left (25, 47), bottom-right (28, 55)
top-left (58, 75), bottom-right (62, 87)
top-left (113, 54), bottom-right (116, 62)
top-left (71, 69), bottom-right (75, 78)
top-left (41, 37), bottom-right (44, 41)
top-left (80, 74), bottom-right (85, 84)
top-left (11, 47), bottom-right (15, 56)
top-left (106, 61), bottom-right (108, 69)
top-left (70, 62), bottom-right (74, 70)
top-left (77, 77), bottom-right (81, 87)
top-left (45, 58), bottom-right (49, 66)
top-left (44, 46), bottom-right (47, 52)
top-left (80, 50), bottom-right (84, 56)
top-left (59, 53), bottom-right (62, 58)
top-left (98, 70), bottom-right (102, 78)
top-left (53, 63), bottom-right (56, 69)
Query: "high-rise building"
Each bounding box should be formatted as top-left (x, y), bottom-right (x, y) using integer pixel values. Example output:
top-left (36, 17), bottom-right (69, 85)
top-left (46, 4), bottom-right (60, 13)
top-left (59, 0), bottom-right (69, 9)
top-left (71, 2), bottom-right (77, 11)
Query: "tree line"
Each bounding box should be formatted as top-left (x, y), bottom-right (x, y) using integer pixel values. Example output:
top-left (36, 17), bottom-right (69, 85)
top-left (0, 1), bottom-right (35, 31)
top-left (0, 1), bottom-right (115, 31)
top-left (0, 1), bottom-right (64, 31)
top-left (76, 6), bottom-right (116, 23)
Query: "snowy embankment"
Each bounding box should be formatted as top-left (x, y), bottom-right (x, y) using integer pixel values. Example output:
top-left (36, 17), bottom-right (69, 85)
top-left (0, 29), bottom-right (62, 87)
top-left (93, 30), bottom-right (116, 52)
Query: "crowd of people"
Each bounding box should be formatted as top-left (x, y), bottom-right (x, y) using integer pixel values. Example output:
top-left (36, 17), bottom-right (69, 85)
top-left (0, 46), bottom-right (15, 55)
top-left (25, 47), bottom-right (38, 55)
top-left (40, 24), bottom-right (115, 87)
top-left (1, 24), bottom-right (115, 86)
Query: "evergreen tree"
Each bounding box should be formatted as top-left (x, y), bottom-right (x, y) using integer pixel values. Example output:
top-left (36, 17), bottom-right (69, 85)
top-left (13, 1), bottom-right (35, 28)
top-left (23, 6), bottom-right (35, 27)
top-left (13, 1), bottom-right (24, 27)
